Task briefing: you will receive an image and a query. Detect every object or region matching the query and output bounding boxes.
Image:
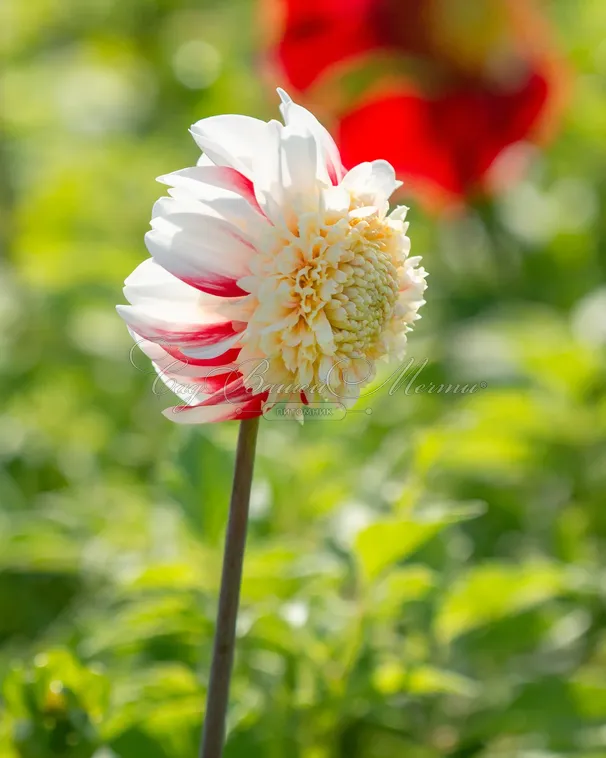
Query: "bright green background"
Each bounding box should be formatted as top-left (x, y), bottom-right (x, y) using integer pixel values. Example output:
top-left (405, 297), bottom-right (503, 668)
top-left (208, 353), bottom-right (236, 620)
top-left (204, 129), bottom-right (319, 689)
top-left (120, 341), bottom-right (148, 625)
top-left (1, 1), bottom-right (606, 756)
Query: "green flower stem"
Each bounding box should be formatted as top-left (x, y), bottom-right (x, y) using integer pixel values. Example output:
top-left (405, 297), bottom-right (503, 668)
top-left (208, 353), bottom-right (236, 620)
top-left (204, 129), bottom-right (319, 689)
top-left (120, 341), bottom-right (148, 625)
top-left (200, 415), bottom-right (260, 758)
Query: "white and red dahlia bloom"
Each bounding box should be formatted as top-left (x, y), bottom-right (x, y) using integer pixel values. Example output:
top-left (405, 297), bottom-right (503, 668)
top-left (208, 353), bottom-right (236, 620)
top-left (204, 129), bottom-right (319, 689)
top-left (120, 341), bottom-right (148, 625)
top-left (117, 90), bottom-right (427, 423)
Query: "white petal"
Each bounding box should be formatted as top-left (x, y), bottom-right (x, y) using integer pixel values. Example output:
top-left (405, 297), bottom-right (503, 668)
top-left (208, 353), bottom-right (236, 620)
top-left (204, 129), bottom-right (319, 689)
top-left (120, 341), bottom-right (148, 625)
top-left (158, 165), bottom-right (254, 202)
top-left (153, 362), bottom-right (210, 406)
top-left (116, 301), bottom-right (242, 348)
top-left (190, 115), bottom-right (269, 180)
top-left (251, 118), bottom-right (324, 224)
top-left (178, 331), bottom-right (244, 360)
top-left (124, 258), bottom-right (199, 306)
top-left (157, 165), bottom-right (268, 238)
top-left (277, 88), bottom-right (344, 185)
top-left (162, 378), bottom-right (263, 424)
top-left (123, 257), bottom-right (253, 323)
top-left (163, 400), bottom-right (258, 424)
top-left (279, 128), bottom-right (320, 214)
top-left (341, 160), bottom-right (402, 206)
top-left (151, 193), bottom-right (261, 245)
top-left (389, 205), bottom-right (409, 222)
top-left (250, 119), bottom-right (287, 225)
top-left (132, 332), bottom-right (239, 379)
top-left (196, 154), bottom-right (215, 167)
top-left (145, 203), bottom-right (255, 296)
top-left (322, 185), bottom-right (351, 215)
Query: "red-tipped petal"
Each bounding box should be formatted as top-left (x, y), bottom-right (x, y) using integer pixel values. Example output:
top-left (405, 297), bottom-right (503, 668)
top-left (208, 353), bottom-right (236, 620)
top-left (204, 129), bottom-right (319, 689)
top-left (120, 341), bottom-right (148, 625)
top-left (162, 344), bottom-right (242, 368)
top-left (117, 304), bottom-right (241, 348)
top-left (163, 378), bottom-right (268, 424)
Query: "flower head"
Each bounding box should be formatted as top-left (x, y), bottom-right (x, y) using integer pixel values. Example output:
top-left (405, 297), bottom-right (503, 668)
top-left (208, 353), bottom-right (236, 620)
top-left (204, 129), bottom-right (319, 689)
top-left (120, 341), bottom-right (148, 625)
top-left (118, 90), bottom-right (426, 423)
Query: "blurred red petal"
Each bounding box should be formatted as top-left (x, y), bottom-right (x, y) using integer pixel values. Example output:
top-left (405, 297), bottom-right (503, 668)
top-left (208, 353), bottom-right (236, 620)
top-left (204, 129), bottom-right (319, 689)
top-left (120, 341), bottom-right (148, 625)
top-left (338, 93), bottom-right (464, 200)
top-left (438, 71), bottom-right (550, 190)
top-left (338, 69), bottom-right (550, 204)
top-left (275, 0), bottom-right (379, 90)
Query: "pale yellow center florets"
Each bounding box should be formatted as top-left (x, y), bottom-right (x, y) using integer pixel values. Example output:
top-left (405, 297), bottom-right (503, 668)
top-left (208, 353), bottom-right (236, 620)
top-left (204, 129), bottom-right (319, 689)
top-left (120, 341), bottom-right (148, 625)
top-left (237, 194), bottom-right (424, 403)
top-left (326, 220), bottom-right (399, 359)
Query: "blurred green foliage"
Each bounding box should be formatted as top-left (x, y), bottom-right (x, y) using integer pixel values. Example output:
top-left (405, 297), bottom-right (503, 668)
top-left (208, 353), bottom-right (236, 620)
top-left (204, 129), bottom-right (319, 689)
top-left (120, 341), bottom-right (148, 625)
top-left (1, 0), bottom-right (606, 756)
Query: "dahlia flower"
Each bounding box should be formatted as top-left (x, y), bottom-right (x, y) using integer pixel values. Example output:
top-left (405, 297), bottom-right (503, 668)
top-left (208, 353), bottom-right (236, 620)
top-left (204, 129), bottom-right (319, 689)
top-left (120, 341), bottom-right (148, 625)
top-left (118, 90), bottom-right (426, 423)
top-left (266, 0), bottom-right (568, 207)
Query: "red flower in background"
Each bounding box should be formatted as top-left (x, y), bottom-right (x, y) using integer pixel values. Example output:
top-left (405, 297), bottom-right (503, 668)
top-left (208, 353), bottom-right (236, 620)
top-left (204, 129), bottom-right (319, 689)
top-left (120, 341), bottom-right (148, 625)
top-left (264, 0), bottom-right (568, 209)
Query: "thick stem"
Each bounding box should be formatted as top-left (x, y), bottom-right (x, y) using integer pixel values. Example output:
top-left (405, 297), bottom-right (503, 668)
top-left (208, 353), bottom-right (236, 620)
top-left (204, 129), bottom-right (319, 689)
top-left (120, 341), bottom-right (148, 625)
top-left (200, 416), bottom-right (260, 758)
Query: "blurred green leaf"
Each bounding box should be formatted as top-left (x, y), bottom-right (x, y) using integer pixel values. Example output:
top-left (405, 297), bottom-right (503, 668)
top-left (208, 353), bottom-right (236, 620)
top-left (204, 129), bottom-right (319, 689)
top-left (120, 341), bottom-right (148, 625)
top-left (436, 561), bottom-right (567, 643)
top-left (355, 502), bottom-right (484, 583)
top-left (373, 661), bottom-right (478, 697)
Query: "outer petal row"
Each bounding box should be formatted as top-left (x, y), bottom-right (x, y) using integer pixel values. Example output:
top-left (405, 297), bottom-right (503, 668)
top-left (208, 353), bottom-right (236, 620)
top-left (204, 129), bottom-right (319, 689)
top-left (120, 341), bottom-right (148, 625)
top-left (118, 260), bottom-right (246, 361)
top-left (145, 197), bottom-right (256, 298)
top-left (162, 378), bottom-right (268, 424)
